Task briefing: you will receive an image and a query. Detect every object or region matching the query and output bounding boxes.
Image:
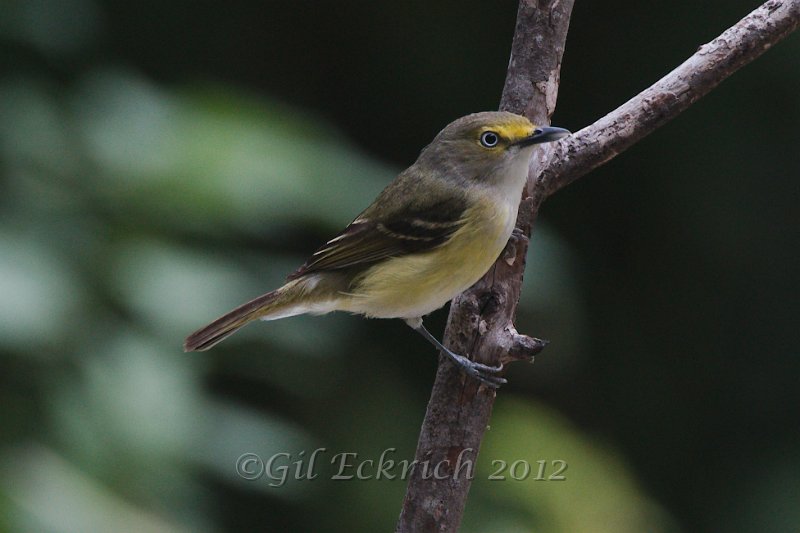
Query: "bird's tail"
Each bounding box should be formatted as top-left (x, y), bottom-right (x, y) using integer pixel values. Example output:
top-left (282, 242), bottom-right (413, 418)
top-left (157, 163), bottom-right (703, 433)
top-left (183, 280), bottom-right (309, 352)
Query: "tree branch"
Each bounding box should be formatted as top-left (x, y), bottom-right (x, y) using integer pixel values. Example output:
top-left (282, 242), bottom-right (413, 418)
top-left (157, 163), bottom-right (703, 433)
top-left (396, 2), bottom-right (573, 531)
top-left (397, 1), bottom-right (799, 531)
top-left (539, 0), bottom-right (800, 198)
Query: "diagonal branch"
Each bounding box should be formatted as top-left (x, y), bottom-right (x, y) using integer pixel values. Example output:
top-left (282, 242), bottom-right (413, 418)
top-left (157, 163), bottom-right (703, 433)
top-left (397, 1), bottom-right (799, 531)
top-left (539, 0), bottom-right (800, 197)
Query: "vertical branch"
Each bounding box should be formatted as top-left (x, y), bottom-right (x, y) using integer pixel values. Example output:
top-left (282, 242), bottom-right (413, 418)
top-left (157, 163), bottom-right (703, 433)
top-left (396, 2), bottom-right (574, 531)
top-left (500, 0), bottom-right (573, 121)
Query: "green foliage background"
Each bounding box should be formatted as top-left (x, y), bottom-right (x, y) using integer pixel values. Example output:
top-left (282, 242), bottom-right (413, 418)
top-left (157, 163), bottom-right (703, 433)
top-left (1, 1), bottom-right (798, 532)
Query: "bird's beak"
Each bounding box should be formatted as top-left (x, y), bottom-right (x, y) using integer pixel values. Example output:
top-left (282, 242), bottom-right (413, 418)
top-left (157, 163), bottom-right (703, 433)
top-left (514, 126), bottom-right (571, 147)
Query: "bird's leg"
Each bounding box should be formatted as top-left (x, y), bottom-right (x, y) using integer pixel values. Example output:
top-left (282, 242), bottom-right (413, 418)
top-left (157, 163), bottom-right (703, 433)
top-left (405, 318), bottom-right (506, 388)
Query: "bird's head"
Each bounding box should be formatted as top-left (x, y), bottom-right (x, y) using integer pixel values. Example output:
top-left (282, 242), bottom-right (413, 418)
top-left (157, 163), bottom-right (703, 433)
top-left (418, 111), bottom-right (570, 188)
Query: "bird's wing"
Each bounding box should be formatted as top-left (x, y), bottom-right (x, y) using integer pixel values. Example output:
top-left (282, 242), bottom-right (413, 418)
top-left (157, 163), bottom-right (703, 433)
top-left (287, 195), bottom-right (468, 280)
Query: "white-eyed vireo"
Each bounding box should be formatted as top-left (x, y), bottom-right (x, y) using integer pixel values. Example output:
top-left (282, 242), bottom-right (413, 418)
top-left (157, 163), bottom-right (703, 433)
top-left (185, 111), bottom-right (569, 386)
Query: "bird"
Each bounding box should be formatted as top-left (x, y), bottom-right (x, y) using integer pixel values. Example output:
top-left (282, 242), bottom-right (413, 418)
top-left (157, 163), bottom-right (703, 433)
top-left (184, 111), bottom-right (569, 387)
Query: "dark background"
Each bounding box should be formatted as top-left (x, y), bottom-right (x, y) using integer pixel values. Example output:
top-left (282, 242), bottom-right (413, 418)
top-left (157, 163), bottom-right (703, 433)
top-left (1, 1), bottom-right (798, 532)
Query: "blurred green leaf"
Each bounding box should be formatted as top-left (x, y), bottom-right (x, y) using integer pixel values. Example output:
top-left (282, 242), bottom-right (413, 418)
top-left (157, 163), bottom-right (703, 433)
top-left (0, 233), bottom-right (83, 353)
top-left (1, 445), bottom-right (200, 533)
top-left (69, 70), bottom-right (391, 235)
top-left (465, 397), bottom-right (679, 533)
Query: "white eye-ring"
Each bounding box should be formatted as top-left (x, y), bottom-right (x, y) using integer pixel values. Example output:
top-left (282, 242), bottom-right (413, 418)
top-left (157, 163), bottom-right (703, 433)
top-left (480, 131), bottom-right (500, 148)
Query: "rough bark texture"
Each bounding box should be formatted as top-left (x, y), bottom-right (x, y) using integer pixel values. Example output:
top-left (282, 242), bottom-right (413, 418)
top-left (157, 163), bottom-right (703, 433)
top-left (397, 1), bottom-right (799, 531)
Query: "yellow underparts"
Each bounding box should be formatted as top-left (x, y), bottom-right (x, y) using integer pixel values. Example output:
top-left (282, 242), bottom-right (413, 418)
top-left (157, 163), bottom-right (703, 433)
top-left (343, 196), bottom-right (517, 320)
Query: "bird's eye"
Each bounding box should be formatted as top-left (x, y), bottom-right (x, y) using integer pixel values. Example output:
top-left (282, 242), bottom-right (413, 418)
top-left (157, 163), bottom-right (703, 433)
top-left (480, 131), bottom-right (500, 148)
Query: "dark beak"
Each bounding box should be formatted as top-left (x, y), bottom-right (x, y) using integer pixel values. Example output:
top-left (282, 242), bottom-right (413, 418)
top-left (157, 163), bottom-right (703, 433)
top-left (514, 126), bottom-right (571, 147)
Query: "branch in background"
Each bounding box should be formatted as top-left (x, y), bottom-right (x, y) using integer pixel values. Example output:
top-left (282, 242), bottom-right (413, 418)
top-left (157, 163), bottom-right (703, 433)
top-left (397, 0), bottom-right (799, 531)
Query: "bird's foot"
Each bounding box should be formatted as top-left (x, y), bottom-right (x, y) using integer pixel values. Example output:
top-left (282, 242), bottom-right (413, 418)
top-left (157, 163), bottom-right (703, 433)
top-left (408, 319), bottom-right (507, 388)
top-left (444, 349), bottom-right (507, 388)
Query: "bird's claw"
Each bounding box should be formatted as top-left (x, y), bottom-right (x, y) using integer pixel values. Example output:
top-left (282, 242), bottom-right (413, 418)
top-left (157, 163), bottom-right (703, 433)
top-left (449, 353), bottom-right (507, 388)
top-left (411, 322), bottom-right (507, 388)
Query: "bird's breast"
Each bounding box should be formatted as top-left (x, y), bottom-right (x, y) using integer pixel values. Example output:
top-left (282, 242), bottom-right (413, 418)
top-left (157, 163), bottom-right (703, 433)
top-left (345, 195), bottom-right (519, 319)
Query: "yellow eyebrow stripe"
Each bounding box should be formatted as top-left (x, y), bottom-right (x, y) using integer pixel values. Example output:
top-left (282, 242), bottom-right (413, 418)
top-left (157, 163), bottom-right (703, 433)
top-left (482, 123), bottom-right (535, 143)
